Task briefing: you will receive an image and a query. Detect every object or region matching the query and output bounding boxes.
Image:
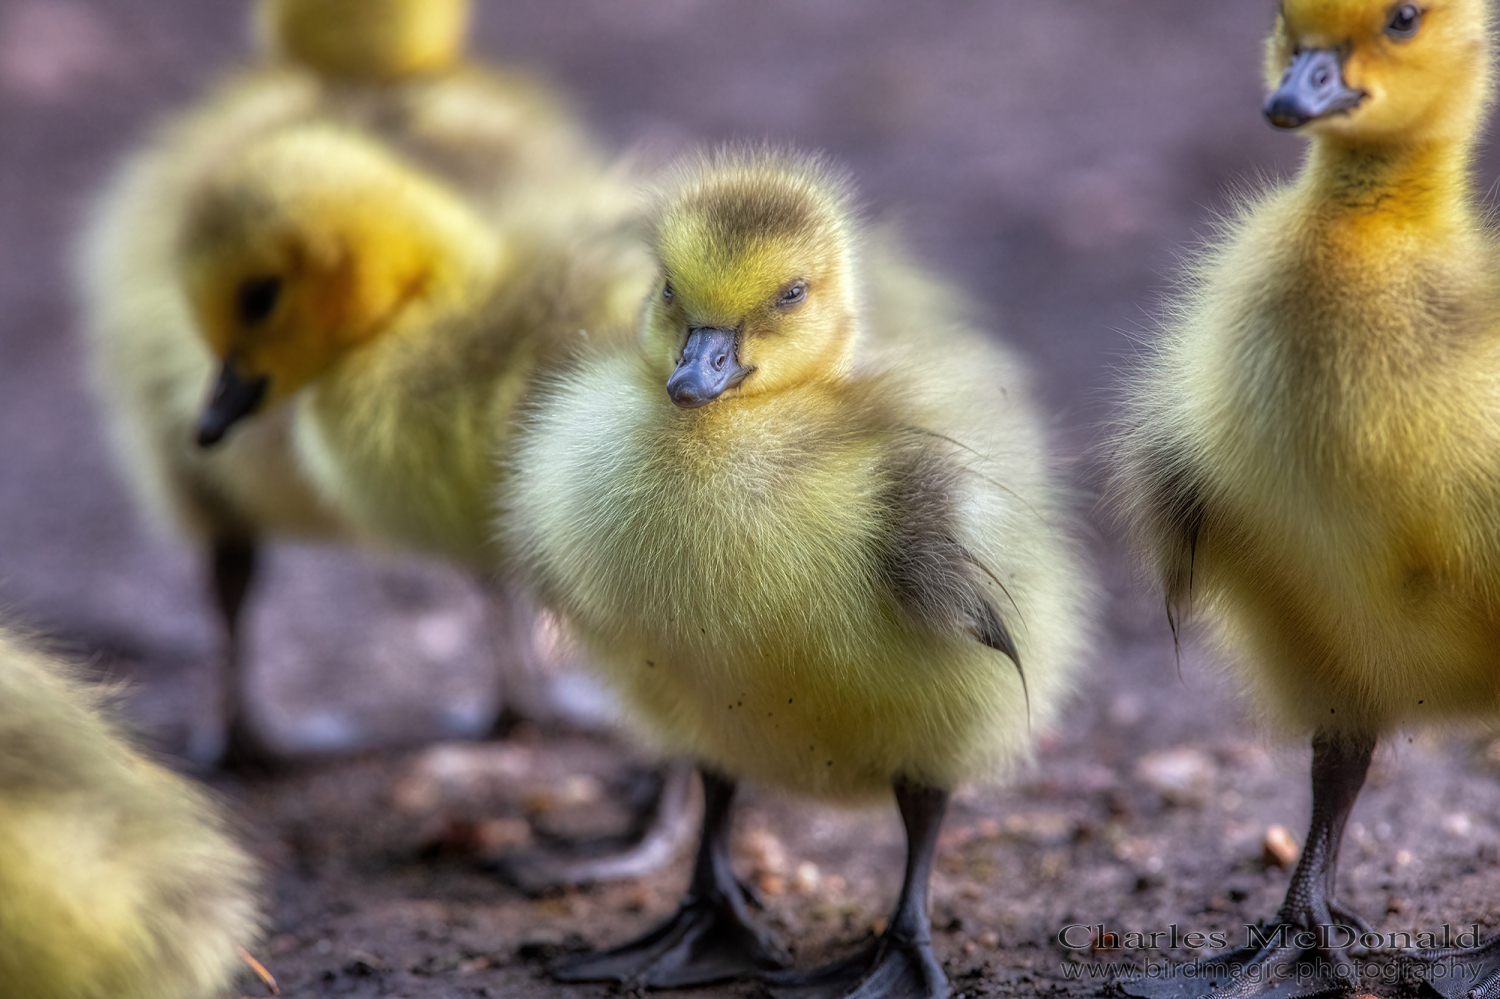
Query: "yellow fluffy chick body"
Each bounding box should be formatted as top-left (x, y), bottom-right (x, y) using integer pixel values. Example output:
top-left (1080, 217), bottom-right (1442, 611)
top-left (81, 0), bottom-right (615, 553)
top-left (183, 122), bottom-right (652, 564)
top-left (0, 630), bottom-right (260, 999)
top-left (507, 152), bottom-right (1089, 800)
top-left (1117, 0), bottom-right (1500, 738)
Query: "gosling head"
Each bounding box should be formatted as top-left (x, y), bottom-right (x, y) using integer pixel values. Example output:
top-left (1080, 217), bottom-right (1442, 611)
top-left (180, 124), bottom-right (497, 446)
top-left (1263, 0), bottom-right (1493, 142)
top-left (645, 149), bottom-right (860, 410)
top-left (256, 0), bottom-right (470, 81)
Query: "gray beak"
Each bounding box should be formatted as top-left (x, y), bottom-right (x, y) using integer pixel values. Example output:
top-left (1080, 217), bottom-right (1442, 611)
top-left (196, 357), bottom-right (268, 447)
top-left (1264, 48), bottom-right (1365, 129)
top-left (666, 327), bottom-right (751, 409)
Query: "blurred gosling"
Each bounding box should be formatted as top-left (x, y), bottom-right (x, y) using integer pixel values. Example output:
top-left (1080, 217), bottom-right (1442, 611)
top-left (506, 148), bottom-right (1091, 998)
top-left (0, 629), bottom-right (261, 999)
top-left (78, 0), bottom-right (625, 766)
top-left (1114, 1), bottom-right (1500, 996)
top-left (180, 121), bottom-right (650, 567)
top-left (258, 0), bottom-right (469, 82)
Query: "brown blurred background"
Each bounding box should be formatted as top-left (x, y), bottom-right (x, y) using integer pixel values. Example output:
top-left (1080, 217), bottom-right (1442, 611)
top-left (4, 3), bottom-right (1499, 997)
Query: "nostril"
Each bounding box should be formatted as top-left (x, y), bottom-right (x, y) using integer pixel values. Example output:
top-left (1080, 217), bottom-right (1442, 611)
top-left (713, 354), bottom-right (726, 370)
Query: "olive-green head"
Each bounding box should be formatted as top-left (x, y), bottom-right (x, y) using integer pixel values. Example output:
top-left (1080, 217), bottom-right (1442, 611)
top-left (643, 148), bottom-right (860, 409)
top-left (1263, 0), bottom-right (1493, 143)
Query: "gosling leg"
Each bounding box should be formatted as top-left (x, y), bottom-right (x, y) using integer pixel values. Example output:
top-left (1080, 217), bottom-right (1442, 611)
top-left (203, 531), bottom-right (275, 773)
top-left (549, 767), bottom-right (790, 987)
top-left (1120, 730), bottom-right (1375, 999)
top-left (765, 780), bottom-right (950, 999)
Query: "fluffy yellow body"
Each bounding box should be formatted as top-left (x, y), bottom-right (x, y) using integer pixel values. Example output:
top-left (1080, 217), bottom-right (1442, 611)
top-left (510, 223), bottom-right (1090, 799)
top-left (1118, 0), bottom-right (1500, 738)
top-left (0, 631), bottom-right (260, 998)
top-left (287, 201), bottom-right (653, 564)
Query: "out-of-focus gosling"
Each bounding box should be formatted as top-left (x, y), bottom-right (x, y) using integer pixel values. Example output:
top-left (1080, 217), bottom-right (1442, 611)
top-left (507, 147), bottom-right (1090, 998)
top-left (78, 0), bottom-right (626, 767)
top-left (0, 629), bottom-right (262, 999)
top-left (258, 0), bottom-right (470, 81)
top-left (181, 121), bottom-right (650, 562)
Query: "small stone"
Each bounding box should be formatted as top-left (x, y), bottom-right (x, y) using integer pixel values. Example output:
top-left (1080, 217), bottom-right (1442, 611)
top-left (1263, 824), bottom-right (1301, 869)
top-left (757, 873), bottom-right (786, 896)
top-left (390, 774), bottom-right (441, 814)
top-left (741, 828), bottom-right (789, 876)
top-left (1134, 747), bottom-right (1215, 805)
top-left (555, 774), bottom-right (604, 806)
top-left (1443, 813), bottom-right (1472, 838)
top-left (417, 816), bottom-right (533, 857)
top-left (1395, 849), bottom-right (1413, 866)
top-left (476, 817), bottom-right (533, 853)
top-left (979, 931), bottom-right (1001, 949)
top-left (343, 950), bottom-right (388, 976)
top-left (792, 861), bottom-right (821, 894)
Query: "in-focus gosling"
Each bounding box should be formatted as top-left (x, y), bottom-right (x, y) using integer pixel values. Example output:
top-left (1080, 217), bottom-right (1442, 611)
top-left (1115, 2), bottom-right (1500, 997)
top-left (506, 148), bottom-right (1091, 998)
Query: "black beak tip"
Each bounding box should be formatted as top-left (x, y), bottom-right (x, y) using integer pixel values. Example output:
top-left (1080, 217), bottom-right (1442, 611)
top-left (1263, 97), bottom-right (1311, 130)
top-left (666, 378), bottom-right (712, 409)
top-left (195, 422), bottom-right (226, 448)
top-left (194, 361), bottom-right (268, 449)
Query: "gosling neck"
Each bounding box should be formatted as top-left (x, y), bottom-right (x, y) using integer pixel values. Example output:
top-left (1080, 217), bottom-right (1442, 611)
top-left (1299, 129), bottom-right (1478, 240)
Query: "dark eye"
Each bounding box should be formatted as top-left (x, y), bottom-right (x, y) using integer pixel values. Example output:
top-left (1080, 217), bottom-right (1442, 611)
top-left (237, 276), bottom-right (282, 325)
top-left (1386, 3), bottom-right (1420, 39)
top-left (662, 281), bottom-right (674, 302)
top-left (777, 281), bottom-right (807, 308)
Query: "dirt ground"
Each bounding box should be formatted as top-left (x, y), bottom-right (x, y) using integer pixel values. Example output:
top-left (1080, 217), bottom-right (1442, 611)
top-left (4, 1), bottom-right (1500, 997)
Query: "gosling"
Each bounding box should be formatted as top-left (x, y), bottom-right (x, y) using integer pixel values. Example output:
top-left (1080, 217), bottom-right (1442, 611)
top-left (0, 628), bottom-right (262, 999)
top-left (505, 147), bottom-right (1091, 998)
top-left (78, 0), bottom-right (622, 767)
top-left (1115, 1), bottom-right (1500, 996)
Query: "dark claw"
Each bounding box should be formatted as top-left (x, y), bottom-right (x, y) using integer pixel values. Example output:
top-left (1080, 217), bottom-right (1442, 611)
top-left (764, 935), bottom-right (949, 999)
top-left (1405, 937), bottom-right (1500, 999)
top-left (1119, 732), bottom-right (1376, 999)
top-left (549, 768), bottom-right (789, 987)
top-left (550, 894), bottom-right (788, 987)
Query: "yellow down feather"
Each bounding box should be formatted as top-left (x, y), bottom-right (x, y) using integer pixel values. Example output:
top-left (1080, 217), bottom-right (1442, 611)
top-left (1114, 0), bottom-right (1500, 738)
top-left (506, 149), bottom-right (1092, 800)
top-left (0, 630), bottom-right (261, 998)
